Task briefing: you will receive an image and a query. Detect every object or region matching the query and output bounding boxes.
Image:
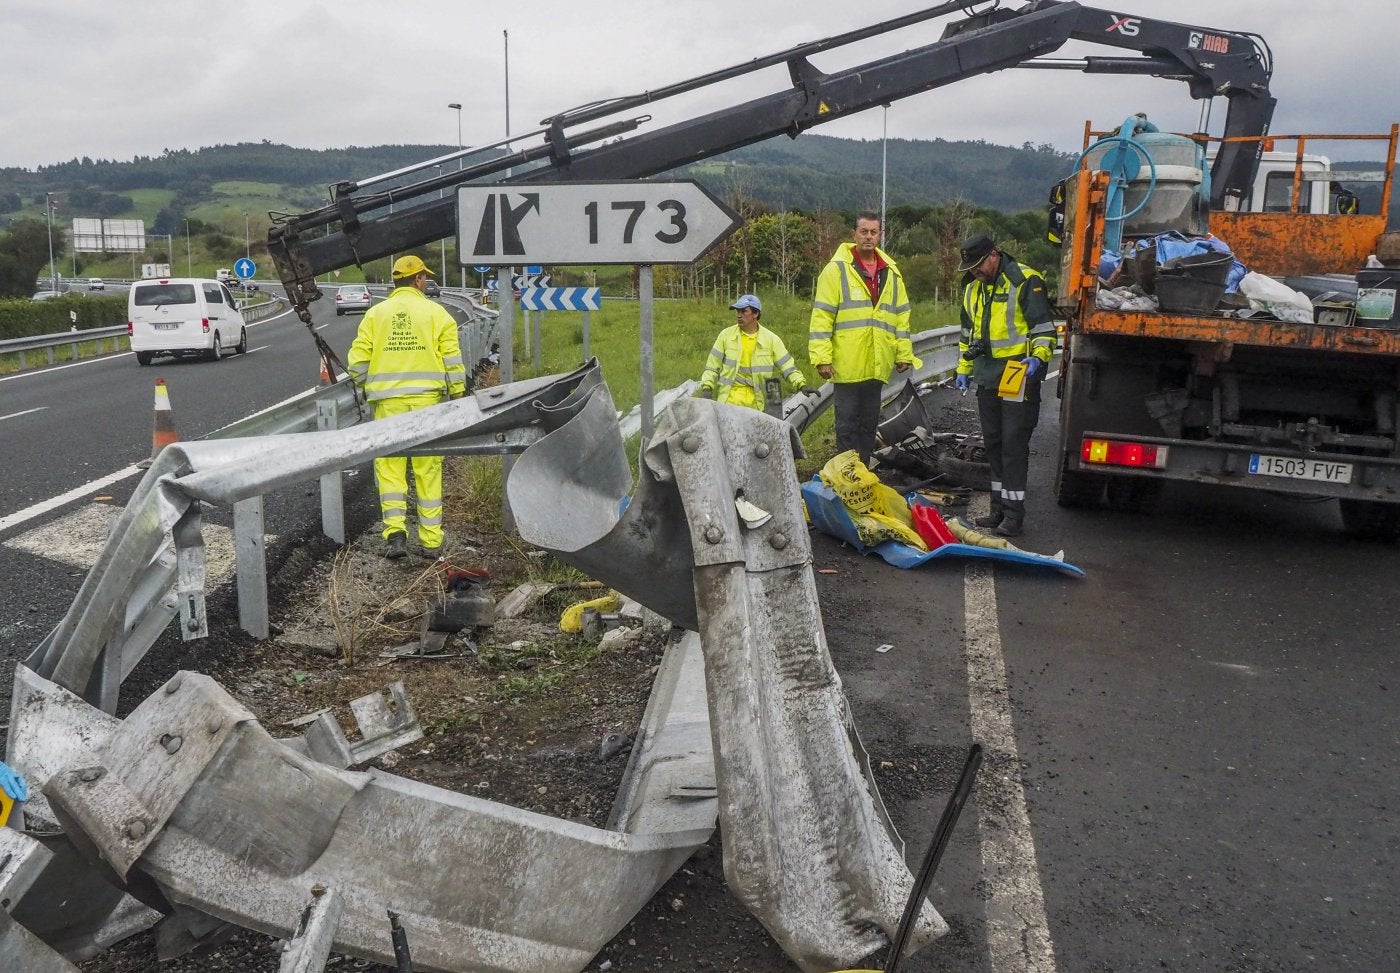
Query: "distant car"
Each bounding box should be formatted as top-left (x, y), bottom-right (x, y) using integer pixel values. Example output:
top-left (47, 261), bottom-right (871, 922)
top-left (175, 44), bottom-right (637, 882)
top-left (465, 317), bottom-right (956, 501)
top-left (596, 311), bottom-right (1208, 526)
top-left (88, 277), bottom-right (106, 291)
top-left (424, 279), bottom-right (442, 298)
top-left (335, 284), bottom-right (372, 315)
top-left (31, 290), bottom-right (62, 301)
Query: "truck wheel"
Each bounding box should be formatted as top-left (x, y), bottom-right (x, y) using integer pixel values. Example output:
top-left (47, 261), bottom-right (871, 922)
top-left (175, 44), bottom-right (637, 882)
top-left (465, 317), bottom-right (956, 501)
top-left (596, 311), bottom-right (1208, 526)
top-left (1054, 452), bottom-right (1105, 508)
top-left (136, 352), bottom-right (153, 366)
top-left (1339, 499), bottom-right (1400, 542)
top-left (1106, 476), bottom-right (1163, 513)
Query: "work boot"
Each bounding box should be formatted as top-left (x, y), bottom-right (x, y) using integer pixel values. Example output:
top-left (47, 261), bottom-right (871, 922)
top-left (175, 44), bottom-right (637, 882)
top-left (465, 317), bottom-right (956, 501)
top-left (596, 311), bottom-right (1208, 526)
top-left (974, 497), bottom-right (1004, 529)
top-left (994, 501), bottom-right (1025, 538)
top-left (384, 530), bottom-right (408, 559)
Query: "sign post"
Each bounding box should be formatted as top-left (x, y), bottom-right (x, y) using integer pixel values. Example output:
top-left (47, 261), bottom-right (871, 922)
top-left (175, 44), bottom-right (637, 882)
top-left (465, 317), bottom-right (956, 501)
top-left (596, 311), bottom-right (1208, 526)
top-left (460, 180), bottom-right (740, 444)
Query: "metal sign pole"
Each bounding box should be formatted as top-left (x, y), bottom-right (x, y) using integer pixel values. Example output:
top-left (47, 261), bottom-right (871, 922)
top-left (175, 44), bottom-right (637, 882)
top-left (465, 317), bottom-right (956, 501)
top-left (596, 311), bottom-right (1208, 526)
top-left (582, 309), bottom-right (591, 361)
top-left (639, 265), bottom-right (654, 444)
top-left (533, 310), bottom-right (542, 372)
top-left (498, 267), bottom-right (517, 529)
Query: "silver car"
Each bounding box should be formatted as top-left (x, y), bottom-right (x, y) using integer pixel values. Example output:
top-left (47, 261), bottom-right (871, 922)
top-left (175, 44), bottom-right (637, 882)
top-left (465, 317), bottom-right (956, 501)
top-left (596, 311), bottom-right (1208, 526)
top-left (335, 284), bottom-right (372, 315)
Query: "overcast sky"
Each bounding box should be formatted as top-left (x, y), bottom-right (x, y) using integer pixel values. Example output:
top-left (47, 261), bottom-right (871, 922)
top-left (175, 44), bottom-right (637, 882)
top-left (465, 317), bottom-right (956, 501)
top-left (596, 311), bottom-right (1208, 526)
top-left (5, 0), bottom-right (1398, 173)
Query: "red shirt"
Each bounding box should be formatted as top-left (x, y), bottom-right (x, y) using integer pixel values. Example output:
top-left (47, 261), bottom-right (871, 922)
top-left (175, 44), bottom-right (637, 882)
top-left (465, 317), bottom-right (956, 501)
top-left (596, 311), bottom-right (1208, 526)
top-left (854, 253), bottom-right (885, 302)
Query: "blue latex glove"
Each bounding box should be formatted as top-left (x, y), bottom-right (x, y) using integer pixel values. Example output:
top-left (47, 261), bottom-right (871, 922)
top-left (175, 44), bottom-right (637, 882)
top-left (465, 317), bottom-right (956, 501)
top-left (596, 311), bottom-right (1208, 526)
top-left (1022, 357), bottom-right (1042, 379)
top-left (0, 760), bottom-right (27, 802)
top-left (954, 374), bottom-right (971, 392)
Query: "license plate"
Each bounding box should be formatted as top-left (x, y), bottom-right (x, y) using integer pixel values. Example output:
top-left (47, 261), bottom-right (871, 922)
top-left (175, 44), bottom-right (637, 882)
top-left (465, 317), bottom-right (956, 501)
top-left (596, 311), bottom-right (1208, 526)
top-left (152, 322), bottom-right (180, 331)
top-left (1248, 454), bottom-right (1353, 484)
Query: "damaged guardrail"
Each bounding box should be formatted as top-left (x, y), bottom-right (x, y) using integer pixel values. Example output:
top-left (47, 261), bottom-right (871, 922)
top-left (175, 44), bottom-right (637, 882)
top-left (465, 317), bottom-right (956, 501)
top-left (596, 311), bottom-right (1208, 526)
top-left (4, 354), bottom-right (951, 972)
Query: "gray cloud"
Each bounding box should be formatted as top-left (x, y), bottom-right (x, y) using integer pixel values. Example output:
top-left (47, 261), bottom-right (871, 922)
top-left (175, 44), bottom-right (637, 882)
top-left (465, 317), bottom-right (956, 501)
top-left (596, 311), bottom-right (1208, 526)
top-left (4, 0), bottom-right (1396, 170)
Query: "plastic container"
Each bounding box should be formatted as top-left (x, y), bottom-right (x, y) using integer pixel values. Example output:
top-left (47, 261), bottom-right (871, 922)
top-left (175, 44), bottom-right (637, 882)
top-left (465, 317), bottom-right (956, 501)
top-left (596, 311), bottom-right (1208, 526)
top-left (1154, 251), bottom-right (1234, 314)
top-left (1355, 268), bottom-right (1399, 327)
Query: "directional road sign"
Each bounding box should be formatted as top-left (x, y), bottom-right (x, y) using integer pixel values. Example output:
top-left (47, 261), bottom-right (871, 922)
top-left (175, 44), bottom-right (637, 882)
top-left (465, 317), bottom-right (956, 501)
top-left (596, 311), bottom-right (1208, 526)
top-left (234, 257), bottom-right (256, 279)
top-left (457, 181), bottom-right (741, 265)
top-left (472, 265), bottom-right (493, 274)
top-left (519, 287), bottom-right (602, 312)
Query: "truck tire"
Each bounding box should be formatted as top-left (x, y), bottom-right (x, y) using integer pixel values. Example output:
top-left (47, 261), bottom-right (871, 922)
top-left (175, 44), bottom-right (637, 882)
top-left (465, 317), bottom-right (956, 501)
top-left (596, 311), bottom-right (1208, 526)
top-left (136, 351), bottom-right (153, 366)
top-left (1339, 499), bottom-right (1400, 542)
top-left (207, 334), bottom-right (223, 362)
top-left (1054, 451), bottom-right (1105, 508)
top-left (1106, 475), bottom-right (1163, 513)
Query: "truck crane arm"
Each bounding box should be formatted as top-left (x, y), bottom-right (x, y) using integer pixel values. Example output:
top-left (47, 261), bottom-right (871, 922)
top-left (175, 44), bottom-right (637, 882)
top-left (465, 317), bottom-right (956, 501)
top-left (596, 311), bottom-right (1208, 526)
top-left (268, 0), bottom-right (1273, 321)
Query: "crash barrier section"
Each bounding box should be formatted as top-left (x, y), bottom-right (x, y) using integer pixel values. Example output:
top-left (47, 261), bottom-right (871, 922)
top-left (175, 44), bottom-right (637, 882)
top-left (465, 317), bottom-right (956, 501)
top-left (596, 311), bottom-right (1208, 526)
top-left (8, 363), bottom-right (944, 972)
top-left (0, 298), bottom-right (285, 373)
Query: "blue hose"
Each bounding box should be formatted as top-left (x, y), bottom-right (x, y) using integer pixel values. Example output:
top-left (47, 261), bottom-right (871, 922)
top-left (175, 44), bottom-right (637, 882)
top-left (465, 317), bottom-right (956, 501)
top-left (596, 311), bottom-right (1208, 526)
top-left (1077, 115), bottom-right (1160, 253)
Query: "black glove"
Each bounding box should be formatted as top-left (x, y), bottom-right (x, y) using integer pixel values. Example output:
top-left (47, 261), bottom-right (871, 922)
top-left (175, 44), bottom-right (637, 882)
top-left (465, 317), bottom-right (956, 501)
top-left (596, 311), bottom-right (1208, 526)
top-left (801, 385), bottom-right (821, 397)
top-left (698, 387), bottom-right (714, 399)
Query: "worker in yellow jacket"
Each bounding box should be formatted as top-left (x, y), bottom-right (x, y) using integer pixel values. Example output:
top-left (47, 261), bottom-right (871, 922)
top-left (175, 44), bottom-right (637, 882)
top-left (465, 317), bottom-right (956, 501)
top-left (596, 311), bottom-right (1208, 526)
top-left (953, 234), bottom-right (1056, 538)
top-left (808, 211), bottom-right (921, 465)
top-left (347, 255), bottom-right (467, 558)
top-left (699, 294), bottom-right (815, 414)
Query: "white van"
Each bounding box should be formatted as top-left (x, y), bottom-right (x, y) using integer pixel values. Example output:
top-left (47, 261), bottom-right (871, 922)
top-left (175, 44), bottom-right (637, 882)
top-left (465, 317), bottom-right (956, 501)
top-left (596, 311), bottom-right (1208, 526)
top-left (127, 278), bottom-right (248, 365)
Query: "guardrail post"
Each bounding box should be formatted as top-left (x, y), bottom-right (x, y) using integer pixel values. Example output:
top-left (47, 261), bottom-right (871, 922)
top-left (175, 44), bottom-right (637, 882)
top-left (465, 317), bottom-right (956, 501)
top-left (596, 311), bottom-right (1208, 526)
top-left (317, 397), bottom-right (346, 544)
top-left (234, 496), bottom-right (269, 639)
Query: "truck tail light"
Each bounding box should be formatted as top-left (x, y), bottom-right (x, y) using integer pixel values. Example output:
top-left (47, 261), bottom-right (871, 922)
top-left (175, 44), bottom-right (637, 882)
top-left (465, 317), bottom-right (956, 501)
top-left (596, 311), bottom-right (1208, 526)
top-left (201, 318), bottom-right (210, 333)
top-left (1081, 437), bottom-right (1168, 469)
top-left (126, 321), bottom-right (133, 336)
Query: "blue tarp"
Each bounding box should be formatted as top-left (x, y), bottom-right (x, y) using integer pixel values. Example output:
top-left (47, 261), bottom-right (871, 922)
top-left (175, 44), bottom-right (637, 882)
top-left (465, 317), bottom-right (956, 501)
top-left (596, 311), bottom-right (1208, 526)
top-left (801, 480), bottom-right (1085, 577)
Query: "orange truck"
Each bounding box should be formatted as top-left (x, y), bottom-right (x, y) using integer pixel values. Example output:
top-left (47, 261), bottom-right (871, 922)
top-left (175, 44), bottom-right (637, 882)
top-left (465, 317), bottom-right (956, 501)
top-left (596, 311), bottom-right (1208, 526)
top-left (1053, 126), bottom-right (1400, 540)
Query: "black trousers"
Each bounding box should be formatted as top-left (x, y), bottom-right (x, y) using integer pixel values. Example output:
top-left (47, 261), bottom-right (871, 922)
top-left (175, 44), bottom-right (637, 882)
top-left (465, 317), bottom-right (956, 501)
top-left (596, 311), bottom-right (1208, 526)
top-left (976, 379), bottom-right (1042, 500)
top-left (833, 380), bottom-right (885, 466)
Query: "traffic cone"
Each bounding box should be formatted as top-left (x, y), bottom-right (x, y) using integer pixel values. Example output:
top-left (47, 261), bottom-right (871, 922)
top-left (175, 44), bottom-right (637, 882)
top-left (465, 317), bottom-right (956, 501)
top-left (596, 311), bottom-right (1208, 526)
top-left (137, 378), bottom-right (179, 469)
top-left (319, 354), bottom-right (333, 386)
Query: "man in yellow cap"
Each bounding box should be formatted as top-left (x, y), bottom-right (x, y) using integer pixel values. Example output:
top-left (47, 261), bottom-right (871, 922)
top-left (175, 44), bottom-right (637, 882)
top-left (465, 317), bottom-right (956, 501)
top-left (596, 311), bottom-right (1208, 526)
top-left (348, 255), bottom-right (467, 558)
top-left (698, 294), bottom-right (816, 415)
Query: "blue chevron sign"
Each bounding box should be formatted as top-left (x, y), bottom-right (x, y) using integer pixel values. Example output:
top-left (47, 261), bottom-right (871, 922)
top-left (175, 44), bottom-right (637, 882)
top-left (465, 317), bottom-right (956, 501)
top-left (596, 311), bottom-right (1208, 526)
top-left (519, 286), bottom-right (602, 312)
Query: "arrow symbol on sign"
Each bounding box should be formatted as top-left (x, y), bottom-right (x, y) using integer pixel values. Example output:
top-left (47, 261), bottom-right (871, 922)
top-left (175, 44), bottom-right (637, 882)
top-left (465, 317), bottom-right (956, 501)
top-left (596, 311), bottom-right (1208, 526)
top-left (473, 193), bottom-right (540, 257)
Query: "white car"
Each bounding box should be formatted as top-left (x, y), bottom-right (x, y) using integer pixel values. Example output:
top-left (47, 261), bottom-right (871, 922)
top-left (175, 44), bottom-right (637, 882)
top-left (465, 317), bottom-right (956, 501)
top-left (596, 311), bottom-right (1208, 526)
top-left (128, 278), bottom-right (248, 364)
top-left (88, 277), bottom-right (106, 291)
top-left (335, 284), bottom-right (372, 315)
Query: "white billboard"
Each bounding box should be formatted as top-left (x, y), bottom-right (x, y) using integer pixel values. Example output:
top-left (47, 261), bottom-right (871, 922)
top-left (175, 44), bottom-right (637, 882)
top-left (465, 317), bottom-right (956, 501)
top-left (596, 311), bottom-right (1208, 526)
top-left (70, 218), bottom-right (146, 253)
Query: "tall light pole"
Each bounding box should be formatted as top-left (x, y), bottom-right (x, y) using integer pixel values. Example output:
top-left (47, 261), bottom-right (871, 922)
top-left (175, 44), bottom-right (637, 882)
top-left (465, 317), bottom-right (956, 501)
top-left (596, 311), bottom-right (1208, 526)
top-left (436, 164), bottom-right (447, 284)
top-left (243, 213), bottom-right (250, 259)
top-left (503, 31), bottom-right (512, 143)
top-left (448, 103), bottom-right (464, 288)
top-left (880, 105), bottom-right (889, 248)
top-left (44, 192), bottom-right (56, 291)
top-left (184, 219), bottom-right (192, 275)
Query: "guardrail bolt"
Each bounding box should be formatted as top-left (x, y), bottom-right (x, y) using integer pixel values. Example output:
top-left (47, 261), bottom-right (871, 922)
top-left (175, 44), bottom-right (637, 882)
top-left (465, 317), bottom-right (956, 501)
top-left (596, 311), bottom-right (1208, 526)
top-left (207, 719), bottom-right (224, 735)
top-left (681, 434), bottom-right (701, 454)
top-left (769, 532), bottom-right (789, 550)
top-left (164, 675), bottom-right (183, 695)
top-left (311, 882), bottom-right (327, 898)
top-left (703, 525), bottom-right (724, 544)
top-left (753, 443), bottom-right (771, 459)
top-left (124, 820), bottom-right (149, 841)
top-left (160, 734), bottom-right (183, 754)
top-left (78, 767), bottom-right (106, 783)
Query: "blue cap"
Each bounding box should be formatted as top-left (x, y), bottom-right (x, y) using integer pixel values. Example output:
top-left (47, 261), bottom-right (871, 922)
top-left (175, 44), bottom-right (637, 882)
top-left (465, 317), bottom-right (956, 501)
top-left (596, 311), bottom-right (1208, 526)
top-left (730, 294), bottom-right (761, 312)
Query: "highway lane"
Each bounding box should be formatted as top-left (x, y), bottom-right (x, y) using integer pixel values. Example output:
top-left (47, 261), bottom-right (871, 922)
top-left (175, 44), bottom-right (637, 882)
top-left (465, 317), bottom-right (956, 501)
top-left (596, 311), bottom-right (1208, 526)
top-left (814, 385), bottom-right (1400, 972)
top-left (0, 291), bottom-right (363, 517)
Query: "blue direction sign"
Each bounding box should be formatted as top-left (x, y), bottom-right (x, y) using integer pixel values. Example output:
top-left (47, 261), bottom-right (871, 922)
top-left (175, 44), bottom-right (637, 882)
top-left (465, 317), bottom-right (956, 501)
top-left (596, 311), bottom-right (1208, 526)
top-left (519, 287), bottom-right (602, 312)
top-left (234, 257), bottom-right (256, 279)
top-left (524, 265), bottom-right (542, 275)
top-left (472, 265), bottom-right (492, 274)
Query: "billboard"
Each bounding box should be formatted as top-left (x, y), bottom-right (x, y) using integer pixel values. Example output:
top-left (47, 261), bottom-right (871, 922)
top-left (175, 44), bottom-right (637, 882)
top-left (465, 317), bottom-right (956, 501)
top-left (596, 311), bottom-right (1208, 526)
top-left (71, 218), bottom-right (146, 253)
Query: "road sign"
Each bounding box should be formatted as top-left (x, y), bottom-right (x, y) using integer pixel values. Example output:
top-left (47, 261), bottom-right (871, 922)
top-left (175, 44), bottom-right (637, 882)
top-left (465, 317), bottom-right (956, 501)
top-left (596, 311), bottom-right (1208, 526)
top-left (519, 287), bottom-right (602, 312)
top-left (524, 265), bottom-right (542, 275)
top-left (234, 257), bottom-right (256, 279)
top-left (473, 265), bottom-right (492, 274)
top-left (457, 181), bottom-right (741, 265)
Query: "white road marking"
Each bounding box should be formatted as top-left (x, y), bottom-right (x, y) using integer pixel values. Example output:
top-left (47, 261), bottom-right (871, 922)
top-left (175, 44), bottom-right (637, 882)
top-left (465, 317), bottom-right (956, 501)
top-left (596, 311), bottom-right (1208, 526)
top-left (964, 559), bottom-right (1059, 973)
top-left (0, 466), bottom-right (142, 534)
top-left (5, 501), bottom-right (270, 587)
top-left (0, 406), bottom-right (47, 422)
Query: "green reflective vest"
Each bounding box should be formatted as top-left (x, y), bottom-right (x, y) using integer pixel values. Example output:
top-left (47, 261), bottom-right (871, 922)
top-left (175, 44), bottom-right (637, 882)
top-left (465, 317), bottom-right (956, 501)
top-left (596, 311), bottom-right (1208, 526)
top-left (347, 286), bottom-right (467, 402)
top-left (808, 243), bottom-right (921, 383)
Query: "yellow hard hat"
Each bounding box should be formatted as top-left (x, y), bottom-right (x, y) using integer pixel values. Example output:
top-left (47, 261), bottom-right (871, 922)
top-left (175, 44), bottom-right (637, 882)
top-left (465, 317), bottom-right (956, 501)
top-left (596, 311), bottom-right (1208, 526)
top-left (392, 254), bottom-right (435, 279)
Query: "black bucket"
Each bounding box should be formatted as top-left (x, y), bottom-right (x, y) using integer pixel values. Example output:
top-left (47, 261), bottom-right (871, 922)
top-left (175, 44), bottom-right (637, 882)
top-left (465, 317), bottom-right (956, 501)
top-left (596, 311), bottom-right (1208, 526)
top-left (1155, 250), bottom-right (1233, 314)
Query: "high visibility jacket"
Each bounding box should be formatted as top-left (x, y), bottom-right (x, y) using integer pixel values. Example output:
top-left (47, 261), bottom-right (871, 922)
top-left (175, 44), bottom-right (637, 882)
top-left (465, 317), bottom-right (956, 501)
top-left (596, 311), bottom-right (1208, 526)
top-left (347, 286), bottom-right (467, 402)
top-left (699, 324), bottom-right (807, 409)
top-left (809, 243), bottom-right (921, 383)
top-left (956, 253), bottom-right (1056, 387)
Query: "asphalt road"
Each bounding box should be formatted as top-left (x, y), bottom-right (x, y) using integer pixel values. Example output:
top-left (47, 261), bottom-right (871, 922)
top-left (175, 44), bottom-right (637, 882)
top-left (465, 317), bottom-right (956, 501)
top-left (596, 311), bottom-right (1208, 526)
top-left (814, 382), bottom-right (1400, 972)
top-left (2, 329), bottom-right (1396, 972)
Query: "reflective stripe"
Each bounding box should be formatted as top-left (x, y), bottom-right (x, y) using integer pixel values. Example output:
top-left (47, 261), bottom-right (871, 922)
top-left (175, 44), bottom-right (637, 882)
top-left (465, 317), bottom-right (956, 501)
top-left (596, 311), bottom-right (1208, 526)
top-left (365, 385), bottom-right (445, 401)
top-left (380, 491), bottom-right (407, 503)
top-left (365, 370), bottom-right (451, 383)
top-left (442, 355), bottom-right (463, 366)
top-left (417, 512), bottom-right (443, 527)
top-left (834, 318), bottom-right (900, 337)
top-left (1001, 489), bottom-right (1026, 501)
top-left (811, 300), bottom-right (838, 314)
top-left (809, 328), bottom-right (833, 339)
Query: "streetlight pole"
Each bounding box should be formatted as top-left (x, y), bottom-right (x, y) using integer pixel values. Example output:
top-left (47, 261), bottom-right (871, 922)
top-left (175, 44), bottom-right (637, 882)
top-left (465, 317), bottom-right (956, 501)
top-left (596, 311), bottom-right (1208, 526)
top-left (243, 213), bottom-right (250, 259)
top-left (44, 192), bottom-right (56, 292)
top-left (436, 164), bottom-right (447, 284)
top-left (448, 103), bottom-right (465, 288)
top-left (184, 219), bottom-right (192, 276)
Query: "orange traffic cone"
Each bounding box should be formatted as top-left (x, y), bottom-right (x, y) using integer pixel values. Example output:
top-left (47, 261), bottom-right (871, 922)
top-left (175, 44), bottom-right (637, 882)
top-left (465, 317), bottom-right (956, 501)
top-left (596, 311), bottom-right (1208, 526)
top-left (137, 378), bottom-right (179, 469)
top-left (319, 354), bottom-right (333, 386)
